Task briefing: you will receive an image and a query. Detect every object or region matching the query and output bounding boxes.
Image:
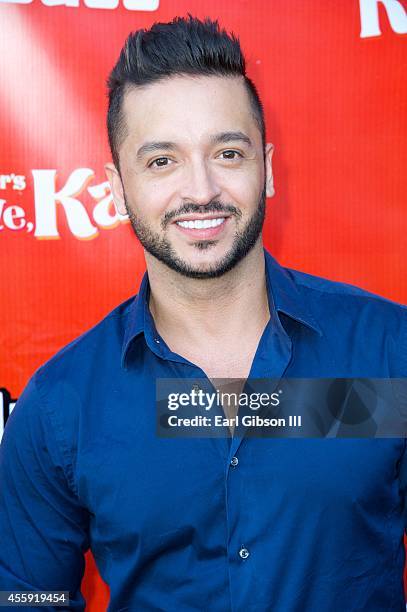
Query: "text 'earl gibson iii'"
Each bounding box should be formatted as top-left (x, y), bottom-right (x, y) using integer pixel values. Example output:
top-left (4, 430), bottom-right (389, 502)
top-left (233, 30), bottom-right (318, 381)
top-left (167, 415), bottom-right (302, 428)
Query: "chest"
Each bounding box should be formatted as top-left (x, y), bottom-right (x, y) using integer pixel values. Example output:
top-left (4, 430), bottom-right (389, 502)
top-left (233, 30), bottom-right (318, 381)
top-left (164, 335), bottom-right (261, 381)
top-left (77, 400), bottom-right (404, 563)
top-left (197, 353), bottom-right (255, 381)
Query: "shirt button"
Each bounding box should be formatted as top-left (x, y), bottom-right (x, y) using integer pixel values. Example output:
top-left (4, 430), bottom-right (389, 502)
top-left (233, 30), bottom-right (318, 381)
top-left (239, 547), bottom-right (250, 559)
top-left (230, 456), bottom-right (239, 467)
top-left (154, 338), bottom-right (160, 344)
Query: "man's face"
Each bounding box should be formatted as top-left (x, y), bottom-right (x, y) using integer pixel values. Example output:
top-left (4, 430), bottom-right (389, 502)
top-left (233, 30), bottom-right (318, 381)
top-left (106, 74), bottom-right (274, 279)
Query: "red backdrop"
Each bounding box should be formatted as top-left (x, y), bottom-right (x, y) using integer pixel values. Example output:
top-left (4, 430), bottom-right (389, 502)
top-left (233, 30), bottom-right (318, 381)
top-left (0, 1), bottom-right (406, 609)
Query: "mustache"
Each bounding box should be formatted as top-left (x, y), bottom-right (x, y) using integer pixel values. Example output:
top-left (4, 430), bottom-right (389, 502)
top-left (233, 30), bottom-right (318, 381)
top-left (162, 201), bottom-right (242, 228)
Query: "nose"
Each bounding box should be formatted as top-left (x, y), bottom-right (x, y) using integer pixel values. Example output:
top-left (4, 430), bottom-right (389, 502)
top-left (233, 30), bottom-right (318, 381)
top-left (179, 156), bottom-right (222, 206)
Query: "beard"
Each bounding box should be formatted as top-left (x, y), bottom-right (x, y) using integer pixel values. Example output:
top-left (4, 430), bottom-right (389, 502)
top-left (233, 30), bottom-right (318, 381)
top-left (123, 184), bottom-right (266, 279)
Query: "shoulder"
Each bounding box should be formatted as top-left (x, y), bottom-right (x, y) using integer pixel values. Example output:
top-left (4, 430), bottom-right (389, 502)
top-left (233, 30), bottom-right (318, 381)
top-left (34, 295), bottom-right (135, 396)
top-left (285, 266), bottom-right (407, 375)
top-left (288, 266), bottom-right (407, 322)
top-left (13, 295), bottom-right (138, 476)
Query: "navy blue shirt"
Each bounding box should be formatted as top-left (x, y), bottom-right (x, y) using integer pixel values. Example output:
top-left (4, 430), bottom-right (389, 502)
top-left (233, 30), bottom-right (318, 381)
top-left (1, 249), bottom-right (407, 611)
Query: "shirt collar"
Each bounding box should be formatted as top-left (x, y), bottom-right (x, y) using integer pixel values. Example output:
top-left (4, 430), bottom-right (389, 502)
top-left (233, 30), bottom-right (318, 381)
top-left (263, 249), bottom-right (322, 337)
top-left (121, 248), bottom-right (322, 368)
top-left (121, 272), bottom-right (149, 368)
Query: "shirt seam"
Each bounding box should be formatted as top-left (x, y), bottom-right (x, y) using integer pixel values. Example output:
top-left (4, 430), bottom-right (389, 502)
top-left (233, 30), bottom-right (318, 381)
top-left (292, 272), bottom-right (407, 309)
top-left (32, 369), bottom-right (79, 499)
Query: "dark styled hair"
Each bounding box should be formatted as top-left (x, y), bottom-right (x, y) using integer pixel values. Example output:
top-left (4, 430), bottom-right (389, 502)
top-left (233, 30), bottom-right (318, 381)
top-left (107, 15), bottom-right (265, 169)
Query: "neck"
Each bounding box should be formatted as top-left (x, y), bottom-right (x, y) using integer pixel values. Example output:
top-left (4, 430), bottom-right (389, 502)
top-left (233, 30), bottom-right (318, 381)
top-left (146, 240), bottom-right (270, 346)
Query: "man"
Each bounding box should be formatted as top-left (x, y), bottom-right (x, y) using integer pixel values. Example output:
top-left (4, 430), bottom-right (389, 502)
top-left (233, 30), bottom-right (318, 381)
top-left (0, 15), bottom-right (406, 612)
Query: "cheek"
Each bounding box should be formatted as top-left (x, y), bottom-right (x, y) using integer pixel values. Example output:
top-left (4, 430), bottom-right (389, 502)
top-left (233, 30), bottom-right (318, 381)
top-left (217, 164), bottom-right (264, 207)
top-left (227, 179), bottom-right (263, 211)
top-left (127, 181), bottom-right (174, 221)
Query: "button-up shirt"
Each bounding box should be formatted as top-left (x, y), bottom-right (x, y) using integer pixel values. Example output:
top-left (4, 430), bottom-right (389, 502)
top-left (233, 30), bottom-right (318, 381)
top-left (1, 248), bottom-right (407, 611)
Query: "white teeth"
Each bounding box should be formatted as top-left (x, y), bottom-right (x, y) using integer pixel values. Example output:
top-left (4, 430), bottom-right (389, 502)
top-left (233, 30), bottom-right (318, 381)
top-left (176, 217), bottom-right (226, 229)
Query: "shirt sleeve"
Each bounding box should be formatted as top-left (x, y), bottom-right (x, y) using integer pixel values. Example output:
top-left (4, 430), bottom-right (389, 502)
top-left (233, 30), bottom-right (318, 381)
top-left (398, 442), bottom-right (407, 534)
top-left (397, 309), bottom-right (407, 534)
top-left (0, 373), bottom-right (90, 610)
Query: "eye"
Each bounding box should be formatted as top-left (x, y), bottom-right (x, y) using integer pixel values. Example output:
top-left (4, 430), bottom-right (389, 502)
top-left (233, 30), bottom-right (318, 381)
top-left (218, 150), bottom-right (243, 160)
top-left (149, 157), bottom-right (173, 169)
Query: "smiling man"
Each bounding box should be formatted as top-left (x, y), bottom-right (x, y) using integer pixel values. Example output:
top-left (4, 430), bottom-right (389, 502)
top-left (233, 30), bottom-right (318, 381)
top-left (0, 15), bottom-right (407, 612)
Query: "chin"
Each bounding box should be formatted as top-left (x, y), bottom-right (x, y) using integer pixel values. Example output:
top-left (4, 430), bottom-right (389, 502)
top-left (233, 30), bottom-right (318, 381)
top-left (177, 249), bottom-right (228, 269)
top-left (176, 240), bottom-right (228, 259)
top-left (167, 248), bottom-right (240, 280)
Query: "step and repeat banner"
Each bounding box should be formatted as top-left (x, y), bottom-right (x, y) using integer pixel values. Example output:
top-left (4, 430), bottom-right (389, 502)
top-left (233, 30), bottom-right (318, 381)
top-left (1, 0), bottom-right (406, 608)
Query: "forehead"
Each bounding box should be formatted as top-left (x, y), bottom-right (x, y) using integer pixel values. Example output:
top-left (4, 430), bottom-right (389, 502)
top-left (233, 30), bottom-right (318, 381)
top-left (120, 74), bottom-right (259, 149)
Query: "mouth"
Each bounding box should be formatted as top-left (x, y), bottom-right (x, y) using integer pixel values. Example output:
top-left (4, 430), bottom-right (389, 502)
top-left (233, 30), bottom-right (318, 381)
top-left (173, 215), bottom-right (230, 239)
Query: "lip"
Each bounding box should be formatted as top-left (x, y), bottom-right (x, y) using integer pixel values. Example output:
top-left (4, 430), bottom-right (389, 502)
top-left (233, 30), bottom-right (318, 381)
top-left (173, 215), bottom-right (230, 240)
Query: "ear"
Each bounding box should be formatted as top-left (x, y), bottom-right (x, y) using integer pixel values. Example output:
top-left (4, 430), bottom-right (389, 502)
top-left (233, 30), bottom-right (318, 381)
top-left (105, 162), bottom-right (127, 216)
top-left (264, 143), bottom-right (275, 198)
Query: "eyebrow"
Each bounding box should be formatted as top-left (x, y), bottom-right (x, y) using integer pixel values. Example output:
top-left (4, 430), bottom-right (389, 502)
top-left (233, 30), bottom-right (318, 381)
top-left (209, 131), bottom-right (253, 147)
top-left (136, 141), bottom-right (177, 162)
